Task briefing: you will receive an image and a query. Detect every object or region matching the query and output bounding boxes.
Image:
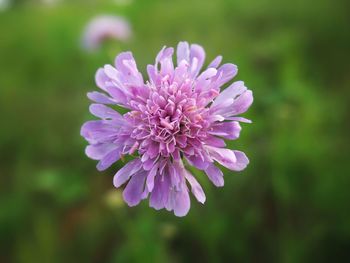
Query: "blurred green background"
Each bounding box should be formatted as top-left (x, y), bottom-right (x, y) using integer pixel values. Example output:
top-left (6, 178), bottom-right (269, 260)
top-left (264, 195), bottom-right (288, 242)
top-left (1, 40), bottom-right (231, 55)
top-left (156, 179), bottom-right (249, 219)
top-left (1, 0), bottom-right (349, 262)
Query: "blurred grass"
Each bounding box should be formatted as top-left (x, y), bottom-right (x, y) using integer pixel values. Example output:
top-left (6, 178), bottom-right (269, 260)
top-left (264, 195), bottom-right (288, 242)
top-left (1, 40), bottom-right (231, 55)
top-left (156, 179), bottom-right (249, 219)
top-left (0, 0), bottom-right (350, 262)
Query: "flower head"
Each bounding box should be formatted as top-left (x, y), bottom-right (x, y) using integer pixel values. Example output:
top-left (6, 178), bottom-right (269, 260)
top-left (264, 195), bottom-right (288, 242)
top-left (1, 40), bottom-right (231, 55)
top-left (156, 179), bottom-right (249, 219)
top-left (81, 42), bottom-right (253, 216)
top-left (82, 15), bottom-right (132, 51)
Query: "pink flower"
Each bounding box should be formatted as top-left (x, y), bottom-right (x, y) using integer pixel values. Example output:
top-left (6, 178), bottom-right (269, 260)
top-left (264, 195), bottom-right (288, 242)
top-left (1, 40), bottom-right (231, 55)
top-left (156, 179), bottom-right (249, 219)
top-left (81, 42), bottom-right (253, 216)
top-left (82, 15), bottom-right (132, 51)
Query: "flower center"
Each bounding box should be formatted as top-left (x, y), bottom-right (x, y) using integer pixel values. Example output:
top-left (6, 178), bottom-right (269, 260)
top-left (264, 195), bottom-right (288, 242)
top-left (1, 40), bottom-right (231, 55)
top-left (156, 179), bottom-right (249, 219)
top-left (127, 80), bottom-right (209, 157)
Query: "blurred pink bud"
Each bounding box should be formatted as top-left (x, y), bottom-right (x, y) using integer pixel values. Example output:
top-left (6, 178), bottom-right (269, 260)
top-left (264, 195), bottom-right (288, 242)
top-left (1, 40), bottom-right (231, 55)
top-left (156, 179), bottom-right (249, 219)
top-left (82, 15), bottom-right (132, 51)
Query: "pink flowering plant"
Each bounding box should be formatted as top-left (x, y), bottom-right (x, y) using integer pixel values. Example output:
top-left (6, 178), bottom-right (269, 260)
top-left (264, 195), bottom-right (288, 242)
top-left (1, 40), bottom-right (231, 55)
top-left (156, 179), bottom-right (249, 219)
top-left (82, 15), bottom-right (132, 51)
top-left (81, 42), bottom-right (253, 216)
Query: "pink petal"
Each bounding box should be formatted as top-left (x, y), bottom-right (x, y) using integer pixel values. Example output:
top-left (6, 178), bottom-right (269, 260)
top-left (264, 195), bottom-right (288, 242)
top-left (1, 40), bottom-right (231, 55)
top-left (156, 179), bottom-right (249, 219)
top-left (85, 143), bottom-right (118, 160)
top-left (176, 41), bottom-right (190, 64)
top-left (149, 174), bottom-right (170, 210)
top-left (205, 163), bottom-right (224, 187)
top-left (212, 63), bottom-right (238, 88)
top-left (231, 151), bottom-right (249, 171)
top-left (114, 52), bottom-right (144, 86)
top-left (146, 163), bottom-right (158, 192)
top-left (208, 55), bottom-right (222, 68)
top-left (189, 44), bottom-right (205, 77)
top-left (212, 81), bottom-right (246, 107)
top-left (87, 91), bottom-right (116, 104)
top-left (113, 158), bottom-right (143, 188)
top-left (157, 47), bottom-right (174, 76)
top-left (208, 121), bottom-right (241, 140)
top-left (205, 146), bottom-right (237, 170)
top-left (171, 183), bottom-right (190, 217)
top-left (95, 68), bottom-right (109, 91)
top-left (96, 148), bottom-right (122, 171)
top-left (89, 104), bottom-right (122, 119)
top-left (185, 171), bottom-right (206, 203)
top-left (226, 116), bottom-right (252, 123)
top-left (231, 90), bottom-right (253, 115)
top-left (123, 170), bottom-right (147, 206)
top-left (105, 86), bottom-right (128, 105)
top-left (186, 155), bottom-right (210, 170)
top-left (203, 135), bottom-right (226, 148)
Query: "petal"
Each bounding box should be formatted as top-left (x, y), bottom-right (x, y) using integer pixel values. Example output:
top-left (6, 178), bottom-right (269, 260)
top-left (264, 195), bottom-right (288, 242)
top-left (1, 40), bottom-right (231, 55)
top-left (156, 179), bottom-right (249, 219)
top-left (114, 52), bottom-right (144, 86)
top-left (103, 64), bottom-right (120, 80)
top-left (147, 64), bottom-right (158, 85)
top-left (113, 158), bottom-right (143, 187)
top-left (197, 68), bottom-right (218, 82)
top-left (123, 170), bottom-right (147, 206)
top-left (173, 60), bottom-right (190, 84)
top-left (169, 163), bottom-right (181, 190)
top-left (212, 81), bottom-right (246, 107)
top-left (210, 97), bottom-right (233, 114)
top-left (205, 146), bottom-right (237, 170)
top-left (194, 68), bottom-right (217, 93)
top-left (208, 121), bottom-right (241, 140)
top-left (146, 141), bottom-right (160, 159)
top-left (189, 44), bottom-right (205, 77)
top-left (212, 63), bottom-right (238, 88)
top-left (87, 91), bottom-right (116, 104)
top-left (205, 163), bottom-right (224, 187)
top-left (206, 146), bottom-right (250, 171)
top-left (211, 89), bottom-right (253, 118)
top-left (226, 116), bottom-right (252, 123)
top-left (186, 155), bottom-right (210, 170)
top-left (95, 68), bottom-right (109, 91)
top-left (96, 148), bottom-right (121, 171)
top-left (173, 184), bottom-right (190, 217)
top-left (208, 55), bottom-right (222, 68)
top-left (143, 158), bottom-right (157, 171)
top-left (156, 47), bottom-right (174, 76)
top-left (114, 52), bottom-right (134, 72)
top-left (231, 151), bottom-right (249, 171)
top-left (149, 174), bottom-right (170, 210)
top-left (184, 171), bottom-right (206, 203)
top-left (80, 120), bottom-right (118, 144)
top-left (85, 143), bottom-right (117, 160)
top-left (89, 104), bottom-right (122, 119)
top-left (146, 162), bottom-right (158, 192)
top-left (176, 41), bottom-right (190, 65)
top-left (203, 135), bottom-right (226, 148)
top-left (231, 90), bottom-right (253, 115)
top-left (105, 86), bottom-right (128, 105)
top-left (207, 114), bottom-right (225, 123)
